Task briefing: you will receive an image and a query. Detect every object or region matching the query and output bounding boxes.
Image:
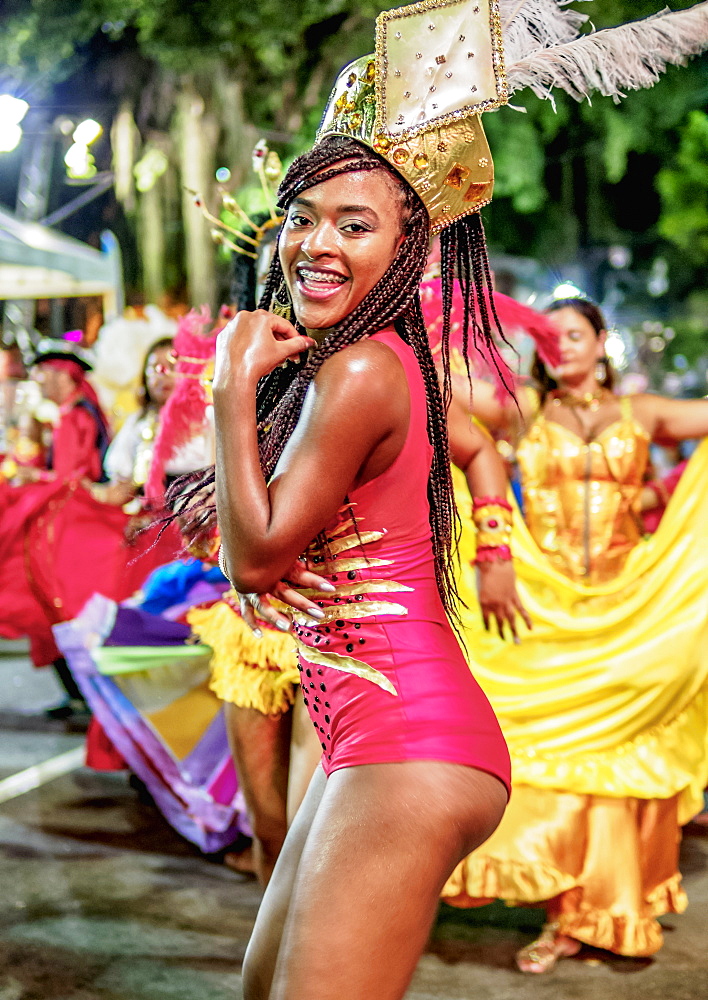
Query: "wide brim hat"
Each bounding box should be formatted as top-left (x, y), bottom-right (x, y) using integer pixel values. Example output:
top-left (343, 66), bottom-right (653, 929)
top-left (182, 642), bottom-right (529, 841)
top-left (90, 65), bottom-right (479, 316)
top-left (31, 337), bottom-right (95, 372)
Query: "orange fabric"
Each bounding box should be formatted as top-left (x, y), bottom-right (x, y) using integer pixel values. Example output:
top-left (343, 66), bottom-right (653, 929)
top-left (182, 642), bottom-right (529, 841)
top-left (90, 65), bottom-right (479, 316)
top-left (443, 784), bottom-right (685, 956)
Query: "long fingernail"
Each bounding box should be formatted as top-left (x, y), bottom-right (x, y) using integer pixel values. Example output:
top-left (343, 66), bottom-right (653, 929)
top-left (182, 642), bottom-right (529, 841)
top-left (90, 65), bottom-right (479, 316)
top-left (276, 621), bottom-right (291, 632)
top-left (307, 607), bottom-right (325, 619)
top-left (253, 628), bottom-right (263, 639)
top-left (319, 582), bottom-right (336, 593)
top-left (513, 636), bottom-right (520, 645)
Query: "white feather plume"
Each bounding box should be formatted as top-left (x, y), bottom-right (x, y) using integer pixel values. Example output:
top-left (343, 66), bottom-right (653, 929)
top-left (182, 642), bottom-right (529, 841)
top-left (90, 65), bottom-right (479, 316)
top-left (500, 0), bottom-right (588, 65)
top-left (506, 2), bottom-right (708, 103)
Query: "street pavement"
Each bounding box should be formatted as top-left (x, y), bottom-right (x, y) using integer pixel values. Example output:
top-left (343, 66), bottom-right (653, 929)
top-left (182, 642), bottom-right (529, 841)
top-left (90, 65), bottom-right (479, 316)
top-left (1, 638), bottom-right (707, 1000)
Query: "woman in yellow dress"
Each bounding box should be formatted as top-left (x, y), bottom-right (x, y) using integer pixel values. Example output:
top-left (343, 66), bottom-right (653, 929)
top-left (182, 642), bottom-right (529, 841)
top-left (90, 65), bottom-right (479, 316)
top-left (441, 296), bottom-right (708, 971)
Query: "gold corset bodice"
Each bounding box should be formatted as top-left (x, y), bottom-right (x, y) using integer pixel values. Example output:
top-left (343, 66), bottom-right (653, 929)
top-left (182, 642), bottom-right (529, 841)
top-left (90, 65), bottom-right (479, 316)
top-left (517, 396), bottom-right (650, 583)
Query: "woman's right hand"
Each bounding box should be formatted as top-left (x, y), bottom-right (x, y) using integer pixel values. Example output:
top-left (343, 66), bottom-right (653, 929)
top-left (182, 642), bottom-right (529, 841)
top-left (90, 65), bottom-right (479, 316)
top-left (212, 310), bottom-right (316, 389)
top-left (476, 559), bottom-right (532, 643)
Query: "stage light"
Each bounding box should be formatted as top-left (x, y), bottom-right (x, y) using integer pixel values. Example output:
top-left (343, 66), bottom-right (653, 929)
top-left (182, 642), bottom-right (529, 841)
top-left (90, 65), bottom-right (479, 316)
top-left (0, 94), bottom-right (29, 153)
top-left (0, 94), bottom-right (29, 125)
top-left (73, 119), bottom-right (102, 146)
top-left (552, 281), bottom-right (584, 299)
top-left (64, 142), bottom-right (96, 179)
top-left (0, 123), bottom-right (22, 153)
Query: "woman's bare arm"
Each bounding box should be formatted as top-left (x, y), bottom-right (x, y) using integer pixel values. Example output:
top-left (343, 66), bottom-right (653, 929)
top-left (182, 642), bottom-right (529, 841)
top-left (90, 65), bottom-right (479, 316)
top-left (213, 311), bottom-right (409, 595)
top-left (447, 392), bottom-right (532, 641)
top-left (633, 394), bottom-right (708, 445)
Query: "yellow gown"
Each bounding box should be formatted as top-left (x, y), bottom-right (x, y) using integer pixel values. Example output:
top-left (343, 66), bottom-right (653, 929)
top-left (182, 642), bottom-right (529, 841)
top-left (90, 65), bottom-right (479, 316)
top-left (442, 397), bottom-right (708, 956)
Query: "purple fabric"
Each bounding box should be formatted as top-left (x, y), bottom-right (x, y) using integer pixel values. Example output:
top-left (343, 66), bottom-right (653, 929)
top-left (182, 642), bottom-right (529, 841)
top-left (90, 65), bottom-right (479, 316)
top-left (161, 580), bottom-right (230, 622)
top-left (53, 595), bottom-right (248, 852)
top-left (104, 606), bottom-right (191, 646)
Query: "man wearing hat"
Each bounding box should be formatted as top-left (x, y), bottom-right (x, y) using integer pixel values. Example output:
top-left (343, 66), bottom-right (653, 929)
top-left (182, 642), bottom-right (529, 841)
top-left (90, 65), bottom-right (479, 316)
top-left (12, 337), bottom-right (110, 485)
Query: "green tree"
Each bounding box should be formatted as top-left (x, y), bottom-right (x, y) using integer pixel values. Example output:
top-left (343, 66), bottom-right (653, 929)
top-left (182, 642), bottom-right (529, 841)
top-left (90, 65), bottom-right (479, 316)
top-left (657, 109), bottom-right (708, 262)
top-left (1, 0), bottom-right (706, 316)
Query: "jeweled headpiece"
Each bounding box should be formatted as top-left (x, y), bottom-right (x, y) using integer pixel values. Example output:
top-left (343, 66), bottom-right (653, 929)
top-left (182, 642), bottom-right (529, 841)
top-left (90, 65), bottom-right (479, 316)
top-left (194, 140), bottom-right (284, 259)
top-left (317, 0), bottom-right (507, 233)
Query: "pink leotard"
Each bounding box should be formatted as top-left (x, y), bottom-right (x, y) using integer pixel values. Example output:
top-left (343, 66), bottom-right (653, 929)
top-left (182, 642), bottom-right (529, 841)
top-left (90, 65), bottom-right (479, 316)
top-left (292, 327), bottom-right (510, 793)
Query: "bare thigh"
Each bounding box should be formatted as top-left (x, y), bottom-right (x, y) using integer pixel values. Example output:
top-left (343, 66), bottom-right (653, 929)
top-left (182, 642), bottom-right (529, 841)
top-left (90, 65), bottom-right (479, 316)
top-left (265, 760), bottom-right (507, 1000)
top-left (242, 763), bottom-right (327, 1000)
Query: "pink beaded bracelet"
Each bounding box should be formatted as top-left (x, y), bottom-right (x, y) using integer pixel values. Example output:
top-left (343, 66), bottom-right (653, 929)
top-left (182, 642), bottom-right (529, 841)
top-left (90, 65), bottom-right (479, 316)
top-left (472, 495), bottom-right (512, 512)
top-left (475, 545), bottom-right (512, 564)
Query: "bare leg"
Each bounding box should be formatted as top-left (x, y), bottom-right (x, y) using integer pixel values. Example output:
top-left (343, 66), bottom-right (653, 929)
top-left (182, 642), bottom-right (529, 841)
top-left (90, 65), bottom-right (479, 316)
top-left (224, 703), bottom-right (292, 885)
top-left (286, 688), bottom-right (322, 825)
top-left (242, 765), bottom-right (327, 1000)
top-left (244, 760), bottom-right (507, 1000)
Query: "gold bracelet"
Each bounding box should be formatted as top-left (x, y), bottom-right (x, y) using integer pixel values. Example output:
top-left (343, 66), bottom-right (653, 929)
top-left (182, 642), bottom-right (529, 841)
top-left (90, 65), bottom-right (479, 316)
top-left (476, 529), bottom-right (513, 549)
top-left (218, 544), bottom-right (233, 585)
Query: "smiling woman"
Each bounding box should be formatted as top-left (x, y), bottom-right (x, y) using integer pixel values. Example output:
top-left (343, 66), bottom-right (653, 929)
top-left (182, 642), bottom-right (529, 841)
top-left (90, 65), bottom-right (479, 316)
top-left (440, 294), bottom-right (708, 973)
top-left (170, 3), bottom-right (519, 996)
top-left (208, 136), bottom-right (510, 1000)
top-left (282, 171), bottom-right (408, 331)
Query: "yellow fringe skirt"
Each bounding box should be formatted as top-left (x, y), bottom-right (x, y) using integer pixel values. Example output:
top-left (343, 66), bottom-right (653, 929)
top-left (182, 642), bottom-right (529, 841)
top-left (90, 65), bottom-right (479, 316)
top-left (187, 598), bottom-right (299, 717)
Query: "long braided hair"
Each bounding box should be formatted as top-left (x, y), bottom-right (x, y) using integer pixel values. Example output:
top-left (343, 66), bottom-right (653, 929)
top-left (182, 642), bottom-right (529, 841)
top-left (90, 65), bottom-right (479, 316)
top-left (172, 135), bottom-right (509, 624)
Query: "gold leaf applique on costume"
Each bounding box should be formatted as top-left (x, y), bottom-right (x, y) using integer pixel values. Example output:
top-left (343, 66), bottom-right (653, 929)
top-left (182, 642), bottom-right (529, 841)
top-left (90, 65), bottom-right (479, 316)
top-left (291, 601), bottom-right (409, 628)
top-left (293, 509), bottom-right (413, 695)
top-left (293, 636), bottom-right (398, 696)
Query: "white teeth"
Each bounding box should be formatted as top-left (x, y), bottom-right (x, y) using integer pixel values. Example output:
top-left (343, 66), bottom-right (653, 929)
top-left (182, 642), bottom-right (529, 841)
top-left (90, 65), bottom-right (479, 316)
top-left (299, 267), bottom-right (346, 285)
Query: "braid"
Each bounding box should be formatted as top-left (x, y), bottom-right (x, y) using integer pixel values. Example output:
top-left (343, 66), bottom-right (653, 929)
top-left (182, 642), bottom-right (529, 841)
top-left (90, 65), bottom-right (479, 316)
top-left (440, 213), bottom-right (515, 398)
top-left (394, 299), bottom-right (462, 621)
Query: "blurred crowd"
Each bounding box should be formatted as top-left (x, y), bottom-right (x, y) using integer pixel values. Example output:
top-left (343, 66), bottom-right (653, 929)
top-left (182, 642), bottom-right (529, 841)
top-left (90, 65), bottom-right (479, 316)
top-left (0, 277), bottom-right (707, 970)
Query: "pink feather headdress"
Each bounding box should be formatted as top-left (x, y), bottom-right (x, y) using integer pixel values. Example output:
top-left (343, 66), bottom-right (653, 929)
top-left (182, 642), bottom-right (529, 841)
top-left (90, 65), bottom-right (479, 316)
top-left (420, 275), bottom-right (561, 397)
top-left (144, 306), bottom-right (232, 504)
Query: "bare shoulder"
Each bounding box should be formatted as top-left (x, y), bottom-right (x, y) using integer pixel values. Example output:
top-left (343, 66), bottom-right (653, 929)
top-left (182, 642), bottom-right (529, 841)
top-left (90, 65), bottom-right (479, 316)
top-left (629, 392), bottom-right (663, 421)
top-left (315, 337), bottom-right (408, 404)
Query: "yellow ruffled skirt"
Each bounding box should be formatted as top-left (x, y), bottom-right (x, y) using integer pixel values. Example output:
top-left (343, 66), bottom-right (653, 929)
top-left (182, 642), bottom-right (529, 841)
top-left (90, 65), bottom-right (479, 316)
top-left (442, 439), bottom-right (708, 955)
top-left (187, 598), bottom-right (299, 717)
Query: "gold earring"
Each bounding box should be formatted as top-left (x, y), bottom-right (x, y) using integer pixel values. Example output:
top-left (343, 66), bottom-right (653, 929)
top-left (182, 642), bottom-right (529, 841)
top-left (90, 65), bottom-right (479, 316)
top-left (271, 279), bottom-right (293, 322)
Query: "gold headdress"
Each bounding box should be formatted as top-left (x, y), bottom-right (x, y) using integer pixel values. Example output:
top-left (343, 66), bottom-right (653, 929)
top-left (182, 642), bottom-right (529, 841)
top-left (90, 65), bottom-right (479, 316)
top-left (317, 0), bottom-right (508, 234)
top-left (194, 140), bottom-right (284, 259)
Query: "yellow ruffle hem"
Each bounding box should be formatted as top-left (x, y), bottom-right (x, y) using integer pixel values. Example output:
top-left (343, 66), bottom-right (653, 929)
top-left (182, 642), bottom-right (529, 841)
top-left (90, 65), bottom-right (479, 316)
top-left (442, 784), bottom-right (687, 956)
top-left (443, 438), bottom-right (708, 954)
top-left (187, 600), bottom-right (299, 717)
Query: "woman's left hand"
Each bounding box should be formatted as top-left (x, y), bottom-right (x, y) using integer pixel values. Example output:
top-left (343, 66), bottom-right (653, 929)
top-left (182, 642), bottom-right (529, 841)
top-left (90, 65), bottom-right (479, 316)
top-left (237, 559), bottom-right (335, 637)
top-left (476, 560), bottom-right (532, 643)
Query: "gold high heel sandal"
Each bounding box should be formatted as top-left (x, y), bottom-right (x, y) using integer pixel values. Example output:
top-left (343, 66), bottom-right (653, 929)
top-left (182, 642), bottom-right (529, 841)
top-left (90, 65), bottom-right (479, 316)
top-left (515, 922), bottom-right (580, 974)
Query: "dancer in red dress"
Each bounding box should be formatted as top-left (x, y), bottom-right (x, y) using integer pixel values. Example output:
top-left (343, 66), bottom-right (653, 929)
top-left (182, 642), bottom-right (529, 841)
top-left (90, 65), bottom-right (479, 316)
top-left (0, 340), bottom-right (111, 679)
